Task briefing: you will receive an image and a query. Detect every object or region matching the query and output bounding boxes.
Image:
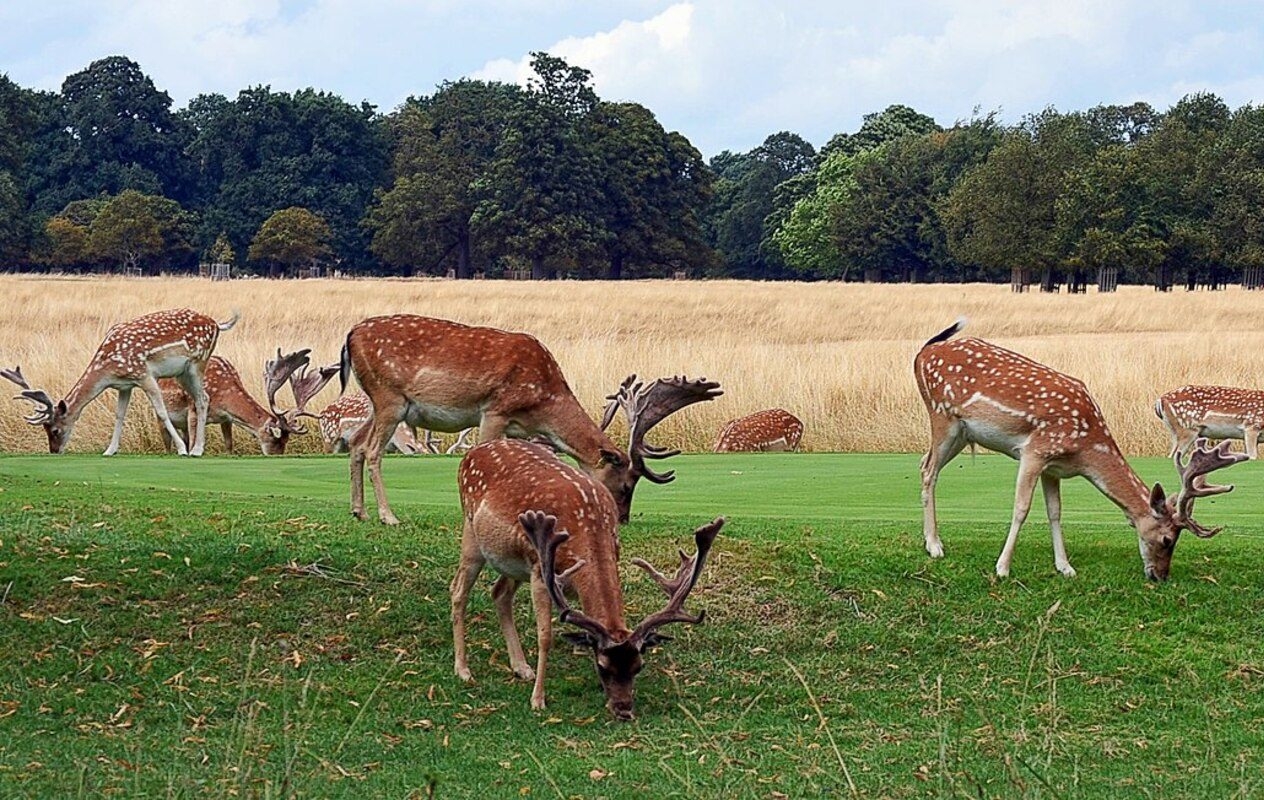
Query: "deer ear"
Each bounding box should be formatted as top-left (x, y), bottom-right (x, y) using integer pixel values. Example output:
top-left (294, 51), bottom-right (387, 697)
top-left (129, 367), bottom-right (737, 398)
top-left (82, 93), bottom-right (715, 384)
top-left (1149, 483), bottom-right (1168, 517)
top-left (56, 400), bottom-right (68, 416)
top-left (562, 631), bottom-right (597, 649)
top-left (268, 425), bottom-right (283, 438)
top-left (638, 632), bottom-right (673, 651)
top-left (599, 449), bottom-right (625, 468)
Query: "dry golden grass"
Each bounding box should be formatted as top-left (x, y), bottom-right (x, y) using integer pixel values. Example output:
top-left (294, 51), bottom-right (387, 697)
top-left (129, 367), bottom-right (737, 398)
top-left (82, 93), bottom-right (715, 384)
top-left (1, 274), bottom-right (1261, 456)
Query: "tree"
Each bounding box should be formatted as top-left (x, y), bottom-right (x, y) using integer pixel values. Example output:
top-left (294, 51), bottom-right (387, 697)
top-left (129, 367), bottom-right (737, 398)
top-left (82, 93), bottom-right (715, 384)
top-left (366, 80), bottom-right (520, 277)
top-left (35, 216), bottom-right (92, 269)
top-left (0, 74), bottom-right (40, 264)
top-left (473, 53), bottom-right (607, 279)
top-left (206, 232), bottom-right (235, 267)
top-left (248, 207), bottom-right (333, 277)
top-left (90, 190), bottom-right (168, 272)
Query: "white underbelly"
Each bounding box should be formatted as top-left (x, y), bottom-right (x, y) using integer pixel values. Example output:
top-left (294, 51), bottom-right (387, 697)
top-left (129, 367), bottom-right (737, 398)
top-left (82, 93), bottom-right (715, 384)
top-left (961, 419), bottom-right (1026, 459)
top-left (403, 401), bottom-right (479, 432)
top-left (484, 550), bottom-right (533, 582)
top-left (149, 354), bottom-right (192, 378)
top-left (1199, 422), bottom-right (1247, 440)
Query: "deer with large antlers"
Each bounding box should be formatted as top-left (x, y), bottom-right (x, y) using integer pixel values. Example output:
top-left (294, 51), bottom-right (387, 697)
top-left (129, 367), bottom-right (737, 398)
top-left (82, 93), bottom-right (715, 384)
top-left (3, 308), bottom-right (238, 456)
top-left (157, 350), bottom-right (311, 455)
top-left (916, 321), bottom-right (1246, 581)
top-left (453, 438), bottom-right (722, 719)
top-left (341, 314), bottom-right (720, 524)
top-left (1156, 385), bottom-right (1264, 459)
top-left (713, 408), bottom-right (804, 452)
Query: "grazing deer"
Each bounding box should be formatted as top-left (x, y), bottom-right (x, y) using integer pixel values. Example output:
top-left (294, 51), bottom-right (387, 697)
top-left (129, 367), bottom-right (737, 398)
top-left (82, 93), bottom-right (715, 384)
top-left (3, 308), bottom-right (237, 456)
top-left (341, 314), bottom-right (720, 524)
top-left (306, 392), bottom-right (431, 455)
top-left (452, 438), bottom-right (722, 719)
top-left (915, 321), bottom-right (1246, 580)
top-left (157, 350), bottom-right (311, 455)
top-left (713, 408), bottom-right (804, 452)
top-left (1156, 385), bottom-right (1264, 459)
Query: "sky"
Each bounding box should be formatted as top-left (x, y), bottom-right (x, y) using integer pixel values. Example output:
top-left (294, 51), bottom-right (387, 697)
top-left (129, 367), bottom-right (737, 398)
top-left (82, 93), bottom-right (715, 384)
top-left (3, 1), bottom-right (1263, 158)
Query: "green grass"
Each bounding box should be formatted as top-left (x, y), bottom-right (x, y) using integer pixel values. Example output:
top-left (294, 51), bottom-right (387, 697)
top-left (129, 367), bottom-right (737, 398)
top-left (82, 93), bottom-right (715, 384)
top-left (2, 452), bottom-right (1264, 798)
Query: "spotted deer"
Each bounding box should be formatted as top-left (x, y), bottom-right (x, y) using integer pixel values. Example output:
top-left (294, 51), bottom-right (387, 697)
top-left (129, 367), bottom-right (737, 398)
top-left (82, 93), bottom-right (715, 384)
top-left (452, 438), bottom-right (723, 719)
top-left (157, 350), bottom-right (311, 455)
top-left (341, 314), bottom-right (720, 524)
top-left (915, 321), bottom-right (1246, 580)
top-left (713, 408), bottom-right (804, 452)
top-left (2, 308), bottom-right (238, 455)
top-left (305, 392), bottom-right (431, 455)
top-left (1156, 385), bottom-right (1264, 459)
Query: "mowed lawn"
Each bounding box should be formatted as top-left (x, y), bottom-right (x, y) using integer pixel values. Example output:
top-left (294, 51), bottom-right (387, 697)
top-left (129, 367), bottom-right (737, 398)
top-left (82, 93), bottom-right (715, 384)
top-left (2, 452), bottom-right (1264, 798)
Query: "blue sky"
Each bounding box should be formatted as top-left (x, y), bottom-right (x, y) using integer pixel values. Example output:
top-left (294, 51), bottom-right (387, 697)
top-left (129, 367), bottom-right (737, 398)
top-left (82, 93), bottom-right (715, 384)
top-left (3, 1), bottom-right (1263, 158)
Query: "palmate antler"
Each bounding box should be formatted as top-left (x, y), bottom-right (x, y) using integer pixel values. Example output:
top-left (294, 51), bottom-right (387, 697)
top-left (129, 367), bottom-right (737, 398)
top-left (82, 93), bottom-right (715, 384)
top-left (519, 510), bottom-right (722, 648)
top-left (1, 366), bottom-right (55, 425)
top-left (263, 348), bottom-right (312, 433)
top-left (1173, 438), bottom-right (1248, 538)
top-left (290, 361), bottom-right (339, 420)
top-left (600, 374), bottom-right (723, 483)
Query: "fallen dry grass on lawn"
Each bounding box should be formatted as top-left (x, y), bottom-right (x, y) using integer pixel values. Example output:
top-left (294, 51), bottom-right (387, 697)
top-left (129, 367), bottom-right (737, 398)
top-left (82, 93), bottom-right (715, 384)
top-left (0, 274), bottom-right (1260, 455)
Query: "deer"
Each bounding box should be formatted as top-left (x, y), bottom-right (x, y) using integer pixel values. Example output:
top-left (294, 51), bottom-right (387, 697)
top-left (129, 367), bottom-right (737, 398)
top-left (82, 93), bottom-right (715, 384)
top-left (915, 320), bottom-right (1247, 581)
top-left (452, 437), bottom-right (723, 719)
top-left (340, 314), bottom-right (721, 525)
top-left (157, 349), bottom-right (311, 455)
top-left (289, 364), bottom-right (449, 455)
top-left (713, 408), bottom-right (804, 452)
top-left (1156, 385), bottom-right (1264, 459)
top-left (2, 308), bottom-right (238, 456)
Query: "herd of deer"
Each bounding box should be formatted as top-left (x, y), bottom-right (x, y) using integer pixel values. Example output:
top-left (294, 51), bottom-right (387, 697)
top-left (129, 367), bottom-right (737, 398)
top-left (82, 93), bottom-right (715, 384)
top-left (2, 308), bottom-right (1260, 717)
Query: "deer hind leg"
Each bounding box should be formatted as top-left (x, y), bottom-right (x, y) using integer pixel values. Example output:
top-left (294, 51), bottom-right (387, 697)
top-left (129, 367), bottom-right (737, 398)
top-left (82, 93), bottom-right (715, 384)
top-left (358, 398), bottom-right (407, 524)
top-left (1041, 474), bottom-right (1075, 577)
top-left (528, 568), bottom-right (554, 711)
top-left (921, 417), bottom-right (967, 558)
top-left (492, 575), bottom-right (535, 680)
top-left (140, 377), bottom-right (187, 456)
top-left (996, 456), bottom-right (1044, 578)
top-left (104, 387), bottom-right (134, 456)
top-left (1244, 427), bottom-right (1260, 460)
top-left (450, 527), bottom-right (485, 683)
top-left (179, 367), bottom-right (209, 457)
top-left (221, 422), bottom-right (233, 454)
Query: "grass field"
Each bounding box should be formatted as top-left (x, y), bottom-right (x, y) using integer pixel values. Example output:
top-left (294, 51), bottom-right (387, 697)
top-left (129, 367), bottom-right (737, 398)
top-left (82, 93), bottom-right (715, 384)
top-left (3, 452), bottom-right (1264, 798)
top-left (3, 275), bottom-right (1264, 456)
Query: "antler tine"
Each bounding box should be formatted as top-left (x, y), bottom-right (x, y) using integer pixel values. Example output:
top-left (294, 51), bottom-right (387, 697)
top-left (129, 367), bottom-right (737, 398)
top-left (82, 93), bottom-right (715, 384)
top-left (290, 362), bottom-right (339, 413)
top-left (629, 517), bottom-right (724, 646)
top-left (264, 348), bottom-right (312, 413)
top-left (603, 374), bottom-right (722, 479)
top-left (518, 511), bottom-right (612, 641)
top-left (1174, 438), bottom-right (1247, 537)
top-left (1, 366), bottom-right (31, 391)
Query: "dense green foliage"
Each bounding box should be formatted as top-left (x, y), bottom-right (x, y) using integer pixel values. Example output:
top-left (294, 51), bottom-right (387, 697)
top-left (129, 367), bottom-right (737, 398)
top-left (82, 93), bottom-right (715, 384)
top-left (5, 56), bottom-right (1264, 283)
top-left (3, 452), bottom-right (1264, 797)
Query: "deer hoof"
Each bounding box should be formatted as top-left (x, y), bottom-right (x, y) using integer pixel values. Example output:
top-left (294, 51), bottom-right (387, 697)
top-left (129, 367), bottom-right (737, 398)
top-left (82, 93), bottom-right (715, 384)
top-left (351, 510), bottom-right (368, 521)
top-left (456, 667), bottom-right (473, 683)
top-left (380, 514), bottom-right (401, 526)
top-left (925, 541), bottom-right (944, 559)
top-left (1058, 564), bottom-right (1077, 577)
top-left (531, 695), bottom-right (547, 711)
top-left (513, 665), bottom-right (536, 681)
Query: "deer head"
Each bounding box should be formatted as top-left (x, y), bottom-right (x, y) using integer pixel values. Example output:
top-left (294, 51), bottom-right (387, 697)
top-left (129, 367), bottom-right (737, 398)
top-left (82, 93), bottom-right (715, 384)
top-left (1140, 438), bottom-right (1247, 580)
top-left (520, 509), bottom-right (722, 720)
top-left (2, 366), bottom-right (70, 453)
top-left (259, 349), bottom-right (313, 453)
top-left (599, 374), bottom-right (722, 522)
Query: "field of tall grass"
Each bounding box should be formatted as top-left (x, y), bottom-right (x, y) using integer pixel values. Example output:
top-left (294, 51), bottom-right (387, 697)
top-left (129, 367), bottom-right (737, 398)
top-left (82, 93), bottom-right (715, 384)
top-left (1, 273), bottom-right (1260, 456)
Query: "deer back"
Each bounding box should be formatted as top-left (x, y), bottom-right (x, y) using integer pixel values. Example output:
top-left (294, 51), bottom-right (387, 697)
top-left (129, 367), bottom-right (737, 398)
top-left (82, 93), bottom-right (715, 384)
top-left (916, 336), bottom-right (1120, 460)
top-left (89, 308), bottom-right (226, 381)
top-left (459, 439), bottom-right (627, 632)
top-left (1159, 385), bottom-right (1264, 430)
top-left (713, 408), bottom-right (803, 452)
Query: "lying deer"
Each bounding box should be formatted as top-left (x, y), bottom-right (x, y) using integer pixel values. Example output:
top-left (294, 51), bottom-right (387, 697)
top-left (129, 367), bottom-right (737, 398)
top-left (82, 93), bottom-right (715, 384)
top-left (453, 438), bottom-right (722, 719)
top-left (158, 349), bottom-right (311, 455)
top-left (713, 408), bottom-right (804, 452)
top-left (341, 314), bottom-right (720, 524)
top-left (1156, 385), bottom-right (1264, 459)
top-left (3, 308), bottom-right (237, 455)
top-left (916, 320), bottom-right (1246, 580)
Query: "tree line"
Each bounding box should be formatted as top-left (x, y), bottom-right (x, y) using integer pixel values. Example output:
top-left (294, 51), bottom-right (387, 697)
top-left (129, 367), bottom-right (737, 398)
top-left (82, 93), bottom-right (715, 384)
top-left (1, 54), bottom-right (1262, 285)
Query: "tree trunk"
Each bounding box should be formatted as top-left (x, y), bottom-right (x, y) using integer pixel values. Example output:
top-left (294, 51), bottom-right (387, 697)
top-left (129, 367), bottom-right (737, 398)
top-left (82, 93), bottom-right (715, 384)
top-left (531, 254), bottom-right (549, 281)
top-left (456, 234), bottom-right (472, 280)
top-left (609, 253), bottom-right (624, 281)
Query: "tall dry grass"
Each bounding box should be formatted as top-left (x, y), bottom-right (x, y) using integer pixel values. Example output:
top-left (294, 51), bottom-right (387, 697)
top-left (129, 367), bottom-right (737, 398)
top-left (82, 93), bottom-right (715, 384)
top-left (0, 274), bottom-right (1261, 456)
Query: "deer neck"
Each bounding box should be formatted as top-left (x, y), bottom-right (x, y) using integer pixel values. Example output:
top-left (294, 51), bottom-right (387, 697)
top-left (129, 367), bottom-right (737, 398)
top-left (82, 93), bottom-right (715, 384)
top-left (568, 554), bottom-right (631, 639)
top-left (61, 369), bottom-right (112, 425)
top-left (541, 395), bottom-right (622, 467)
top-left (224, 390), bottom-right (275, 432)
top-left (1082, 444), bottom-right (1154, 524)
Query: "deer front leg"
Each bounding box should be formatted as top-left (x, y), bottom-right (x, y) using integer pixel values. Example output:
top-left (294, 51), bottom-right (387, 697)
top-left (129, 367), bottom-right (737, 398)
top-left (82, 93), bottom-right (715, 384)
top-left (185, 369), bottom-right (209, 457)
top-left (1244, 427), bottom-right (1260, 460)
top-left (104, 387), bottom-right (133, 456)
top-left (140, 377), bottom-right (187, 456)
top-left (450, 533), bottom-right (485, 684)
top-left (996, 456), bottom-right (1043, 577)
top-left (222, 422), bottom-right (234, 454)
top-left (528, 568), bottom-right (553, 711)
top-left (1041, 473), bottom-right (1075, 577)
top-left (492, 576), bottom-right (535, 680)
